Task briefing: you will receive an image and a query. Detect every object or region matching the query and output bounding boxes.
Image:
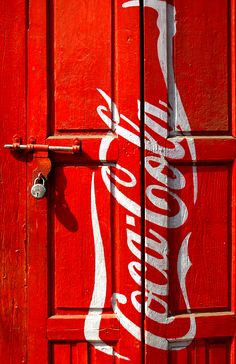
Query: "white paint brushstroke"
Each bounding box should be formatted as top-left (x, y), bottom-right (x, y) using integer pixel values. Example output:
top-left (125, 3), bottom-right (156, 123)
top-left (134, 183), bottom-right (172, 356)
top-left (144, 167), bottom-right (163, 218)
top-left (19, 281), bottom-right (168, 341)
top-left (84, 173), bottom-right (129, 361)
top-left (97, 88), bottom-right (141, 147)
top-left (177, 233), bottom-right (193, 312)
top-left (113, 289), bottom-right (195, 351)
top-left (123, 0), bottom-right (198, 202)
top-left (91, 0), bottom-right (199, 358)
top-left (126, 215), bottom-right (136, 226)
top-left (99, 135), bottom-right (114, 162)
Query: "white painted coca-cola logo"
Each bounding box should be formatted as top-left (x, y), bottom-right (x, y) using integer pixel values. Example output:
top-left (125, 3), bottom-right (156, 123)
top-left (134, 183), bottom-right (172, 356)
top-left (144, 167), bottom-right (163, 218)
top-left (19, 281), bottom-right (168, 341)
top-left (84, 0), bottom-right (198, 360)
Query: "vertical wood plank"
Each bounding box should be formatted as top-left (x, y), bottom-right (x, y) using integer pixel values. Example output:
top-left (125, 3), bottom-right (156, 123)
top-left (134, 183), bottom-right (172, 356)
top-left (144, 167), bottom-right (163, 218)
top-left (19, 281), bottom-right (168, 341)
top-left (28, 0), bottom-right (48, 142)
top-left (89, 345), bottom-right (114, 364)
top-left (231, 0), bottom-right (236, 137)
top-left (0, 0), bottom-right (27, 363)
top-left (27, 1), bottom-right (49, 363)
top-left (168, 348), bottom-right (188, 364)
top-left (196, 340), bottom-right (206, 364)
top-left (230, 337), bottom-right (235, 364)
top-left (208, 342), bottom-right (228, 364)
top-left (144, 1), bottom-right (169, 362)
top-left (111, 0), bottom-right (143, 362)
top-left (54, 344), bottom-right (71, 364)
top-left (71, 343), bottom-right (88, 364)
top-left (232, 161), bottom-right (236, 315)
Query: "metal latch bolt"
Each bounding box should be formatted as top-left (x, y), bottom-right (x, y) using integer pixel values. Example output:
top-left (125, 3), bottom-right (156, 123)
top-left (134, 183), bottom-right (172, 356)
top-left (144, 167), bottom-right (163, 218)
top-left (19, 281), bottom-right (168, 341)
top-left (4, 141), bottom-right (81, 153)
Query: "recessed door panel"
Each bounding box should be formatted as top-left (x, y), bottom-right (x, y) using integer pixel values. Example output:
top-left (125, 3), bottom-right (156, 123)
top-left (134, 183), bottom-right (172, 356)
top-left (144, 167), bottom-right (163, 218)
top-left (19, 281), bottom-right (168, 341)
top-left (53, 0), bottom-right (112, 132)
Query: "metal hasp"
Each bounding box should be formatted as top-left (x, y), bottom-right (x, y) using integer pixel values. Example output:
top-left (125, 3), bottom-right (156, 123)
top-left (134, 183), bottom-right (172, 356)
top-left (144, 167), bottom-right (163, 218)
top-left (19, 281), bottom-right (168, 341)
top-left (4, 141), bottom-right (81, 153)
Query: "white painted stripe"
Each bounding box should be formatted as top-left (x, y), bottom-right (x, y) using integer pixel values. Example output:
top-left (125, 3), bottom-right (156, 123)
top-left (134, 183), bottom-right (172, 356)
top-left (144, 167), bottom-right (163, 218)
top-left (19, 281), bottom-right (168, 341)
top-left (126, 215), bottom-right (136, 226)
top-left (84, 172), bottom-right (129, 361)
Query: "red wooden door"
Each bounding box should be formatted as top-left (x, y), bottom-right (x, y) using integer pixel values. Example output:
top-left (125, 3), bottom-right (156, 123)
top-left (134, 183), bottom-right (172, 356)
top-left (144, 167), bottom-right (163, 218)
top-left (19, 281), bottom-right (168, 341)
top-left (1, 1), bottom-right (236, 363)
top-left (143, 1), bottom-right (236, 363)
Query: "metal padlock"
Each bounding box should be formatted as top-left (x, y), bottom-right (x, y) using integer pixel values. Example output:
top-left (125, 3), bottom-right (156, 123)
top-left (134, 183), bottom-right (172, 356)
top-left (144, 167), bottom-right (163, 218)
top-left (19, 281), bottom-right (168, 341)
top-left (31, 176), bottom-right (46, 199)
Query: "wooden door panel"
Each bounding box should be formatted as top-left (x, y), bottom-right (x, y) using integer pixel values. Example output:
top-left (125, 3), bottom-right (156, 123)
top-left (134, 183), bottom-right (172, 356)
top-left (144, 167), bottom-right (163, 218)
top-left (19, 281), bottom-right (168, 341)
top-left (52, 0), bottom-right (112, 132)
top-left (71, 342), bottom-right (89, 364)
top-left (208, 340), bottom-right (231, 364)
top-left (143, 0), bottom-right (236, 362)
top-left (90, 345), bottom-right (115, 364)
top-left (53, 344), bottom-right (71, 364)
top-left (173, 0), bottom-right (230, 133)
top-left (53, 343), bottom-right (116, 364)
top-left (52, 342), bottom-right (119, 363)
top-left (0, 1), bottom-right (27, 362)
top-left (168, 338), bottom-right (232, 364)
top-left (52, 166), bottom-right (112, 310)
top-left (169, 162), bottom-right (231, 313)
